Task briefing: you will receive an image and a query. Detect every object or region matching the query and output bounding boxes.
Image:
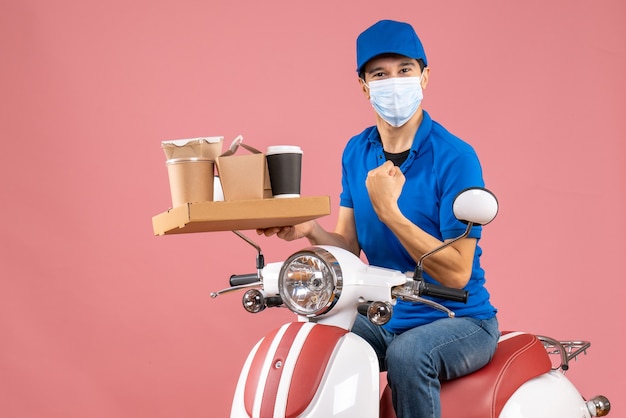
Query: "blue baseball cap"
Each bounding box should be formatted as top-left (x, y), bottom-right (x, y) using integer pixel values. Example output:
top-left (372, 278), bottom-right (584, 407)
top-left (356, 20), bottom-right (428, 74)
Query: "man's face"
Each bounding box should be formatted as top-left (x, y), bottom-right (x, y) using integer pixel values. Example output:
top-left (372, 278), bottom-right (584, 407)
top-left (360, 53), bottom-right (429, 97)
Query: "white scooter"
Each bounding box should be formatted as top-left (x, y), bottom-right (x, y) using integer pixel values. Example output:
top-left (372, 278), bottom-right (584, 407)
top-left (211, 187), bottom-right (611, 417)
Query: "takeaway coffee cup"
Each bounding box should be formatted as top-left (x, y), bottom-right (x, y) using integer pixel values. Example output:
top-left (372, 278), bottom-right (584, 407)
top-left (266, 145), bottom-right (303, 198)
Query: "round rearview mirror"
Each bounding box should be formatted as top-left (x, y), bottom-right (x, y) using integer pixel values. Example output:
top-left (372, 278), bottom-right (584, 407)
top-left (452, 188), bottom-right (498, 226)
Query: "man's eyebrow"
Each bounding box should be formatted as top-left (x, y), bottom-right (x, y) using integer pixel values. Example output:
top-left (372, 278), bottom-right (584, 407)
top-left (399, 60), bottom-right (417, 67)
top-left (367, 66), bottom-right (386, 74)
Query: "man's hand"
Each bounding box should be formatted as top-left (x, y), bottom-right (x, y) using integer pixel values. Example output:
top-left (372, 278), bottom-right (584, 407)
top-left (256, 221), bottom-right (314, 241)
top-left (366, 160), bottom-right (405, 219)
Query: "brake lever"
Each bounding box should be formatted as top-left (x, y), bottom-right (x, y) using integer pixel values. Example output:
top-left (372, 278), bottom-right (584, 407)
top-left (210, 281), bottom-right (262, 298)
top-left (392, 281), bottom-right (456, 318)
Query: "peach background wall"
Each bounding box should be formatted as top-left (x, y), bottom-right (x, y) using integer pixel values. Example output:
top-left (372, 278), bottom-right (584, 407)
top-left (1, 0), bottom-right (624, 416)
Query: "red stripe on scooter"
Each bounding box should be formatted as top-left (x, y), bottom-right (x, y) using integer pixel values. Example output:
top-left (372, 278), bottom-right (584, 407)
top-left (259, 322), bottom-right (305, 417)
top-left (285, 325), bottom-right (348, 417)
top-left (243, 323), bottom-right (348, 417)
top-left (243, 325), bottom-right (283, 416)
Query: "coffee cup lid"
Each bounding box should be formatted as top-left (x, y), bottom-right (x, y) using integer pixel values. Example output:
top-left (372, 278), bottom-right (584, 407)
top-left (266, 145), bottom-right (303, 155)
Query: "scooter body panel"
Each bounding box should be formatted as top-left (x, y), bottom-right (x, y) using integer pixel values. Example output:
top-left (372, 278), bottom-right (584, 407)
top-left (500, 371), bottom-right (591, 418)
top-left (297, 332), bottom-right (380, 417)
top-left (231, 322), bottom-right (380, 418)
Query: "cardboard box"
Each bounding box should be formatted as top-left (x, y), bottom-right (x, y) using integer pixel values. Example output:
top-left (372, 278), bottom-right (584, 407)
top-left (215, 137), bottom-right (272, 200)
top-left (152, 196), bottom-right (331, 235)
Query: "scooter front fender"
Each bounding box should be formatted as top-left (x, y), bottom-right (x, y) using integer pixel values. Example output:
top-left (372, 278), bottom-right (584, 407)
top-left (231, 322), bottom-right (380, 418)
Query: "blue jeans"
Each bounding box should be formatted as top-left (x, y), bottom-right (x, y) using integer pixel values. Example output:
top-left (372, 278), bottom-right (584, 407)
top-left (351, 314), bottom-right (499, 418)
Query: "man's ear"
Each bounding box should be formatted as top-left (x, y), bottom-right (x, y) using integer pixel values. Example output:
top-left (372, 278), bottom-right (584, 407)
top-left (359, 78), bottom-right (370, 99)
top-left (421, 67), bottom-right (431, 90)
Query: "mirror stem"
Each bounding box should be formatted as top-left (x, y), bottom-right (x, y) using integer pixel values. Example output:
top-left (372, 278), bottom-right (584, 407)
top-left (414, 222), bottom-right (474, 279)
top-left (233, 230), bottom-right (265, 275)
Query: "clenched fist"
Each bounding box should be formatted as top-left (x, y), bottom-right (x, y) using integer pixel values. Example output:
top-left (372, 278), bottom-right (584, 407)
top-left (365, 160), bottom-right (405, 219)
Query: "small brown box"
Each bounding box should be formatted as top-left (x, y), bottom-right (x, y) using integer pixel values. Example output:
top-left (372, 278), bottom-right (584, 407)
top-left (215, 138), bottom-right (271, 201)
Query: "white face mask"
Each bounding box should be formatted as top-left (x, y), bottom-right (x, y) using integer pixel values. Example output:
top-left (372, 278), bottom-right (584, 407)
top-left (366, 76), bottom-right (424, 127)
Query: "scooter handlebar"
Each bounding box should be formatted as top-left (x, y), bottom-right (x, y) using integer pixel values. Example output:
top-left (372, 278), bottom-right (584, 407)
top-left (420, 282), bottom-right (468, 303)
top-left (229, 273), bottom-right (260, 287)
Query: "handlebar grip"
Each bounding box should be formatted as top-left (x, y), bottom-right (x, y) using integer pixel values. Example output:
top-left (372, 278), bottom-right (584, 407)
top-left (421, 283), bottom-right (468, 303)
top-left (229, 273), bottom-right (260, 287)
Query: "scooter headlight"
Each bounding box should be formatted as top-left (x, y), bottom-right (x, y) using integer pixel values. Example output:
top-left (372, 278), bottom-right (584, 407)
top-left (278, 247), bottom-right (343, 317)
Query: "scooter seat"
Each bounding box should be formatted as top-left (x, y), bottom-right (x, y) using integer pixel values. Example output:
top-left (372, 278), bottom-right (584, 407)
top-left (379, 331), bottom-right (552, 418)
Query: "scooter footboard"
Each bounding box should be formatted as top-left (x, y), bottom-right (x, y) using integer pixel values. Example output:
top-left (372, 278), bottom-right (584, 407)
top-left (231, 322), bottom-right (380, 418)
